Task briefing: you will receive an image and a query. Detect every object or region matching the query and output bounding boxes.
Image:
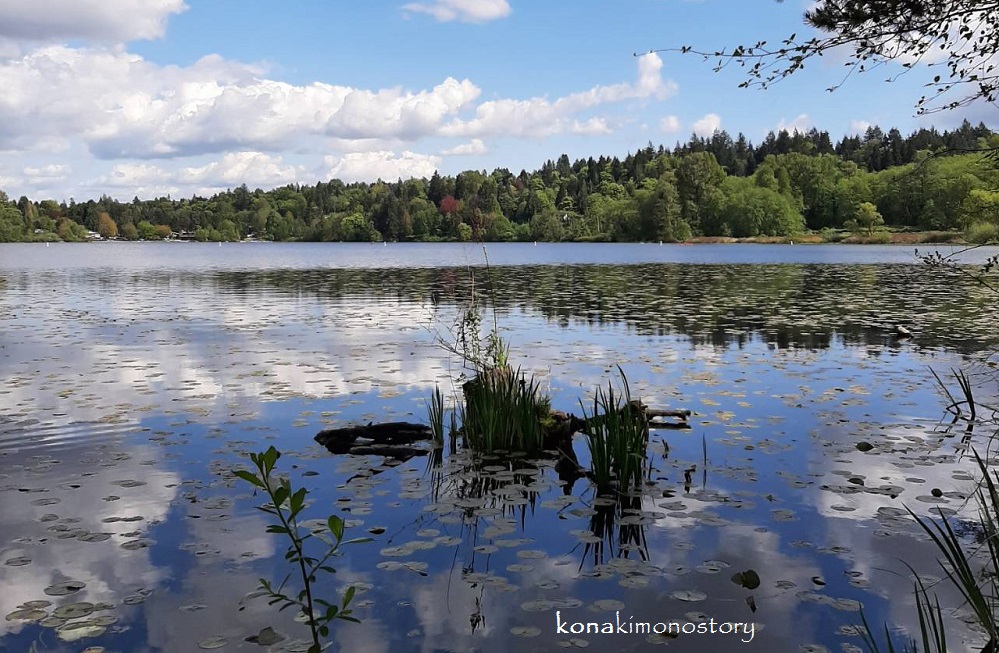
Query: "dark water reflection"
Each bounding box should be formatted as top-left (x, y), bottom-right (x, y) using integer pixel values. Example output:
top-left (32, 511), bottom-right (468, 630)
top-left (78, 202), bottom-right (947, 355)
top-left (1, 243), bottom-right (997, 653)
top-left (208, 262), bottom-right (998, 351)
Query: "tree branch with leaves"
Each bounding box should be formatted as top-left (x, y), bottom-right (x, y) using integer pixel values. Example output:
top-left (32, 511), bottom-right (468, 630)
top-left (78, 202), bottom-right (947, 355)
top-left (648, 0), bottom-right (999, 148)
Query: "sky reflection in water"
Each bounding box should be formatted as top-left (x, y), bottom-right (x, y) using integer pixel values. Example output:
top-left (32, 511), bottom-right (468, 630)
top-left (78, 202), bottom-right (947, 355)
top-left (1, 243), bottom-right (997, 652)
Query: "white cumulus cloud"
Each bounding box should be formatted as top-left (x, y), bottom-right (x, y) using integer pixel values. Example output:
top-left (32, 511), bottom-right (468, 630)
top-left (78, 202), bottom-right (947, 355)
top-left (326, 78), bottom-right (481, 140)
top-left (178, 152), bottom-right (300, 188)
top-left (0, 45), bottom-right (673, 162)
top-left (0, 0), bottom-right (187, 43)
top-left (402, 0), bottom-right (511, 23)
top-left (660, 115), bottom-right (681, 134)
top-left (23, 163), bottom-right (69, 179)
top-left (0, 37), bottom-right (681, 198)
top-left (692, 113), bottom-right (721, 136)
top-left (326, 151), bottom-right (441, 183)
top-left (442, 53), bottom-right (674, 139)
top-left (776, 113), bottom-right (810, 133)
top-left (850, 119), bottom-right (872, 134)
top-left (441, 138), bottom-right (487, 155)
top-left (0, 46), bottom-right (483, 160)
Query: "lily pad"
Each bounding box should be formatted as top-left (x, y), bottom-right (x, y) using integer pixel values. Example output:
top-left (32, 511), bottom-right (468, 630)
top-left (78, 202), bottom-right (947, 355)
top-left (511, 626), bottom-right (542, 637)
top-left (198, 635), bottom-right (229, 649)
top-left (53, 602), bottom-right (95, 619)
top-left (44, 581), bottom-right (86, 596)
top-left (6, 608), bottom-right (47, 622)
top-left (55, 621), bottom-right (106, 642)
top-left (671, 590), bottom-right (707, 602)
top-left (245, 626), bottom-right (285, 645)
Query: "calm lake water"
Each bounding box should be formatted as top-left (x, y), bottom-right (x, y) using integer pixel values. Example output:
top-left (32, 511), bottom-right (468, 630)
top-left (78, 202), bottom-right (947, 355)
top-left (2, 242), bottom-right (998, 653)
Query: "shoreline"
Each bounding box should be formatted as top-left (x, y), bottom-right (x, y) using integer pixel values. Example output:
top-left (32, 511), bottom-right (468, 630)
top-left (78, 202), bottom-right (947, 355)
top-left (4, 230), bottom-right (973, 246)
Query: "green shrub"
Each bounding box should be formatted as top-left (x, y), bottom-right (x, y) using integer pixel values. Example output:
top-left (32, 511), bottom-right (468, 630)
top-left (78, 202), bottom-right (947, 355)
top-left (819, 228), bottom-right (845, 242)
top-left (966, 221), bottom-right (999, 244)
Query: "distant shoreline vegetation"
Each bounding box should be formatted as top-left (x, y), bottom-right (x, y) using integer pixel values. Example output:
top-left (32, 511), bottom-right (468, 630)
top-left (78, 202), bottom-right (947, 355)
top-left (2, 121), bottom-right (998, 246)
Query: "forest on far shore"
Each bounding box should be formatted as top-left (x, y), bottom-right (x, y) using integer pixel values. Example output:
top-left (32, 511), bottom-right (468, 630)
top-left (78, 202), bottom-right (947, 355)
top-left (1, 121), bottom-right (998, 245)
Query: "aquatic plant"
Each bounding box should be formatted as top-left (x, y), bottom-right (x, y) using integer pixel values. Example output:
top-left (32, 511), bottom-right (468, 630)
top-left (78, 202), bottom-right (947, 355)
top-left (459, 365), bottom-right (548, 454)
top-left (577, 494), bottom-right (650, 568)
top-left (580, 368), bottom-right (649, 494)
top-left (235, 447), bottom-right (367, 653)
top-left (862, 449), bottom-right (999, 653)
top-left (426, 383), bottom-right (446, 448)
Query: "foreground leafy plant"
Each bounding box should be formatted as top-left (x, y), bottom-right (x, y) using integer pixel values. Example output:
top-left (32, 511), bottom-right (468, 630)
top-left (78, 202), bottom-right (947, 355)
top-left (235, 447), bottom-right (366, 653)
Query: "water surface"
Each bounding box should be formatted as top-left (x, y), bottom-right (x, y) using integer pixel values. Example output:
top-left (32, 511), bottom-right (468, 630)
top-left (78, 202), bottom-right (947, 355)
top-left (2, 242), bottom-right (997, 653)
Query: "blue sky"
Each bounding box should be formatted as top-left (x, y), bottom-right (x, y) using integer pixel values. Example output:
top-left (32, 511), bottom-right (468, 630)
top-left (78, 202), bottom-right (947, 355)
top-left (0, 0), bottom-right (992, 201)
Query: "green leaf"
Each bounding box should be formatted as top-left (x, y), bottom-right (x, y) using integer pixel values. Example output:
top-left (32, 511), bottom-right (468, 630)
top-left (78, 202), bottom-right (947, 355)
top-left (290, 487), bottom-right (307, 516)
top-left (273, 485), bottom-right (289, 507)
top-left (266, 525), bottom-right (290, 535)
top-left (342, 585), bottom-right (356, 607)
top-left (328, 515), bottom-right (345, 541)
top-left (262, 446), bottom-right (280, 471)
top-left (344, 537), bottom-right (373, 545)
top-left (233, 469), bottom-right (264, 488)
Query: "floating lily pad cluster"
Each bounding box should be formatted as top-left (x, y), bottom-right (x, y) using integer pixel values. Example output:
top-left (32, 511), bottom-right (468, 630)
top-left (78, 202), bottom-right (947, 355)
top-left (5, 585), bottom-right (121, 643)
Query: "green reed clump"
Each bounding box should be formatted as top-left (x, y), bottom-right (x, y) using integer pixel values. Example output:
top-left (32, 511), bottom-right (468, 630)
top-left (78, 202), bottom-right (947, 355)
top-left (235, 447), bottom-right (369, 653)
top-left (460, 366), bottom-right (548, 454)
top-left (580, 368), bottom-right (648, 494)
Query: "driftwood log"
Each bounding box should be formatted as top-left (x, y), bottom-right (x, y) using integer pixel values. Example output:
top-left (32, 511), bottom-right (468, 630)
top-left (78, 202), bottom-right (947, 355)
top-left (645, 408), bottom-right (692, 429)
top-left (313, 403), bottom-right (690, 459)
top-left (315, 422), bottom-right (433, 456)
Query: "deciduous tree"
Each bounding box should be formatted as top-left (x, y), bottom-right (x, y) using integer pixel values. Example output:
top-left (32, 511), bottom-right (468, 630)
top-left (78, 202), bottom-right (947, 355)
top-left (97, 212), bottom-right (118, 239)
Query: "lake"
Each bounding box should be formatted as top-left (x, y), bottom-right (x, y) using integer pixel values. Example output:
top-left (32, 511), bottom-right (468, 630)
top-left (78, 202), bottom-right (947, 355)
top-left (2, 242), bottom-right (998, 653)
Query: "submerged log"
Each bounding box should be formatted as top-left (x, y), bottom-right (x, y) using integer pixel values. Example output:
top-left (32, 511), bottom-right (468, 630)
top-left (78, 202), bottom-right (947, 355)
top-left (315, 422), bottom-right (433, 455)
top-left (645, 408), bottom-right (692, 430)
top-left (574, 400), bottom-right (691, 432)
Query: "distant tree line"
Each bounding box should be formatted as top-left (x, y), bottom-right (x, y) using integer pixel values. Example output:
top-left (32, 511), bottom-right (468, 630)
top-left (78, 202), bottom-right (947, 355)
top-left (1, 120), bottom-right (997, 244)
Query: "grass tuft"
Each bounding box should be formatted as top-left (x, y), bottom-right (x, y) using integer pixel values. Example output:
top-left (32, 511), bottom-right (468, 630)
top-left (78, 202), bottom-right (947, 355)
top-left (460, 365), bottom-right (548, 454)
top-left (580, 367), bottom-right (649, 494)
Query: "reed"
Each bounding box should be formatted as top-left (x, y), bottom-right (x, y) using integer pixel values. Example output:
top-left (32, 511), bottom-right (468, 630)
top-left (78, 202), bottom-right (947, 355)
top-left (426, 383), bottom-right (446, 447)
top-left (580, 368), bottom-right (649, 494)
top-left (460, 366), bottom-right (547, 454)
